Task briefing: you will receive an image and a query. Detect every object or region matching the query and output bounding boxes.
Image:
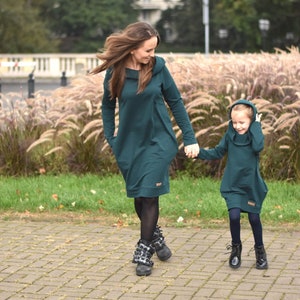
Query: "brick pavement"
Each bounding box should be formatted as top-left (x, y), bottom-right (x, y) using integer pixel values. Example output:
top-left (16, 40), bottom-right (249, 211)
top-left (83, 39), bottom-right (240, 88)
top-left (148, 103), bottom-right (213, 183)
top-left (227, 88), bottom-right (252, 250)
top-left (0, 220), bottom-right (299, 299)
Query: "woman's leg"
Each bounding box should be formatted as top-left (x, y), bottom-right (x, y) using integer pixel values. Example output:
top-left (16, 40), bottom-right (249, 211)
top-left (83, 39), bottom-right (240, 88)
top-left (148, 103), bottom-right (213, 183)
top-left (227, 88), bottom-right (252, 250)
top-left (133, 197), bottom-right (159, 276)
top-left (134, 197), bottom-right (159, 241)
top-left (139, 197), bottom-right (159, 242)
top-left (134, 197), bottom-right (143, 220)
top-left (134, 197), bottom-right (172, 262)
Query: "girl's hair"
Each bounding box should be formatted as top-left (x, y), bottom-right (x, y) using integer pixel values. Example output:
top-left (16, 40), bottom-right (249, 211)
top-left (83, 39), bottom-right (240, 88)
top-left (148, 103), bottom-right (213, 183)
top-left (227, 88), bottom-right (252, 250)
top-left (90, 22), bottom-right (160, 99)
top-left (231, 104), bottom-right (253, 119)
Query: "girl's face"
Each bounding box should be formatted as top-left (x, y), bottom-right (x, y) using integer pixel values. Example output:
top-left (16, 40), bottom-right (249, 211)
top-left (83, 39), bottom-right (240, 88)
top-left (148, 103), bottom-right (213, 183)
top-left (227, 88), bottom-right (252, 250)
top-left (231, 110), bottom-right (251, 135)
top-left (131, 36), bottom-right (158, 66)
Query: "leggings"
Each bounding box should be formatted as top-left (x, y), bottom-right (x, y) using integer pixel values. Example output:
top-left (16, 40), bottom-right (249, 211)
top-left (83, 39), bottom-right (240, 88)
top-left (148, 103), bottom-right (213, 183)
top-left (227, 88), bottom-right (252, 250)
top-left (134, 197), bottom-right (159, 243)
top-left (229, 207), bottom-right (263, 246)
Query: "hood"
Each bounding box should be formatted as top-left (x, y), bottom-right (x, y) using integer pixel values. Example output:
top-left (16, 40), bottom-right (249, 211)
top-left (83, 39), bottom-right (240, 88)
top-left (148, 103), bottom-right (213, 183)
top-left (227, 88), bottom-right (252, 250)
top-left (125, 55), bottom-right (165, 79)
top-left (229, 99), bottom-right (258, 123)
top-left (152, 56), bottom-right (166, 75)
top-left (227, 99), bottom-right (258, 145)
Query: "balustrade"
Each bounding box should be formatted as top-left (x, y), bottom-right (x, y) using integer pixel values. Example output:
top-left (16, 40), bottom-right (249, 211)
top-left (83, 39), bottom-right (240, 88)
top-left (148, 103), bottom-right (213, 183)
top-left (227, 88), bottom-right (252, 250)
top-left (0, 54), bottom-right (99, 78)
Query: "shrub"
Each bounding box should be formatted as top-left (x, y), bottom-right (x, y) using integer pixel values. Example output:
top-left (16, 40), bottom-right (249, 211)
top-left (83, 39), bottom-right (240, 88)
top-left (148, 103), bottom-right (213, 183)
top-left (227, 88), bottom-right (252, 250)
top-left (1, 48), bottom-right (299, 181)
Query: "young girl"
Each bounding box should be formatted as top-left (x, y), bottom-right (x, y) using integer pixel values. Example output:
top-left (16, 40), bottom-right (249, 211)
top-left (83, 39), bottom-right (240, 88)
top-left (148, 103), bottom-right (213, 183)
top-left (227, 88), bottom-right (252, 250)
top-left (198, 99), bottom-right (268, 269)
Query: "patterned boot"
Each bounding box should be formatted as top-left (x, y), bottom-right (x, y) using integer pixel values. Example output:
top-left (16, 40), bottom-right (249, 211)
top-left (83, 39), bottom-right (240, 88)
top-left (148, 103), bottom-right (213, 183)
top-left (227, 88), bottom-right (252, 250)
top-left (255, 245), bottom-right (268, 269)
top-left (134, 240), bottom-right (155, 276)
top-left (152, 226), bottom-right (172, 261)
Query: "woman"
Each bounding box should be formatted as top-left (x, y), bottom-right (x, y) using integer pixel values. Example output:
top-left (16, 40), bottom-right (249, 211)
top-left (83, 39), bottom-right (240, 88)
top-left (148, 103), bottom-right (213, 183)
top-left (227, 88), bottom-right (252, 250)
top-left (91, 22), bottom-right (199, 276)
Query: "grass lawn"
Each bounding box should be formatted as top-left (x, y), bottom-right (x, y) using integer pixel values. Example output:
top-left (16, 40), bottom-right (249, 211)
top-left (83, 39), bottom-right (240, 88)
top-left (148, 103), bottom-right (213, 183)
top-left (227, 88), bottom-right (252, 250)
top-left (0, 174), bottom-right (299, 229)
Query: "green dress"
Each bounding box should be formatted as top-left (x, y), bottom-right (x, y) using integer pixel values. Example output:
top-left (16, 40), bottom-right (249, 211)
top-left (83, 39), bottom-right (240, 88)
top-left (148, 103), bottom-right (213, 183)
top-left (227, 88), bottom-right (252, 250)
top-left (101, 56), bottom-right (197, 198)
top-left (198, 99), bottom-right (268, 214)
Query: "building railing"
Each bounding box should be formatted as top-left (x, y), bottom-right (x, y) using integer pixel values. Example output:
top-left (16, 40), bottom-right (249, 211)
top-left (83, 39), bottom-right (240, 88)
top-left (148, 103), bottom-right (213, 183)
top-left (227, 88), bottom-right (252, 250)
top-left (0, 53), bottom-right (195, 79)
top-left (0, 54), bottom-right (100, 78)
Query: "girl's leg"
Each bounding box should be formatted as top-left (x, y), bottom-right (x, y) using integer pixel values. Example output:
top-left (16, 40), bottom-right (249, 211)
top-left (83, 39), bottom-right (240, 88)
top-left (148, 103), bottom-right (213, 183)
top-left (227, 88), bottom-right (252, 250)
top-left (229, 208), bottom-right (241, 244)
top-left (228, 208), bottom-right (242, 268)
top-left (248, 212), bottom-right (268, 269)
top-left (248, 212), bottom-right (263, 246)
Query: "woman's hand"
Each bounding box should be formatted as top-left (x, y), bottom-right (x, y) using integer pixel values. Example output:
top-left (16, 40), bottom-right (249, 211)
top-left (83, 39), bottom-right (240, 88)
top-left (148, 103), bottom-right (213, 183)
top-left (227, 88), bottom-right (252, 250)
top-left (184, 143), bottom-right (200, 158)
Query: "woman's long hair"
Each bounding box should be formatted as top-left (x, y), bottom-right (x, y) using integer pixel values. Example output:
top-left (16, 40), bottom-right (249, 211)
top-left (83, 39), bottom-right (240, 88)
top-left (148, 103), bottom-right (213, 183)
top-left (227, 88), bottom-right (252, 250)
top-left (90, 22), bottom-right (160, 99)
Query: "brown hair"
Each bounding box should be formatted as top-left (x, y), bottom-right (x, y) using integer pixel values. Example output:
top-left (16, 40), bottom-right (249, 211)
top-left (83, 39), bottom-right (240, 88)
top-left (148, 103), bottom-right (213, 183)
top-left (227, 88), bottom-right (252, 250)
top-left (231, 104), bottom-right (253, 119)
top-left (90, 22), bottom-right (160, 99)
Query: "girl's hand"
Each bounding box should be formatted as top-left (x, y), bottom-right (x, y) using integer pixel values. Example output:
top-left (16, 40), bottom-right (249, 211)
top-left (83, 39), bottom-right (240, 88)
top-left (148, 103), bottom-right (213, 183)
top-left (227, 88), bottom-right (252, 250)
top-left (256, 113), bottom-right (262, 122)
top-left (184, 143), bottom-right (200, 158)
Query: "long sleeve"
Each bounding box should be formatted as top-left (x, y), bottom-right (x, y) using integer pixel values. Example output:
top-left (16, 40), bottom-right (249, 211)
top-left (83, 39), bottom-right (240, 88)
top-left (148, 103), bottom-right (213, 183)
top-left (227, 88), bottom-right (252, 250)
top-left (101, 70), bottom-right (117, 147)
top-left (198, 135), bottom-right (227, 160)
top-left (249, 121), bottom-right (264, 153)
top-left (161, 66), bottom-right (197, 146)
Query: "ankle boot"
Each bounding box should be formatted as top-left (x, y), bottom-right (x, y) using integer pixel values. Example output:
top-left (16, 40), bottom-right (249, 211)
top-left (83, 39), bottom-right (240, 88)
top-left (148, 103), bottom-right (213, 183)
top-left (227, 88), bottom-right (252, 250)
top-left (152, 226), bottom-right (172, 261)
top-left (255, 245), bottom-right (268, 269)
top-left (135, 240), bottom-right (155, 276)
top-left (228, 242), bottom-right (242, 269)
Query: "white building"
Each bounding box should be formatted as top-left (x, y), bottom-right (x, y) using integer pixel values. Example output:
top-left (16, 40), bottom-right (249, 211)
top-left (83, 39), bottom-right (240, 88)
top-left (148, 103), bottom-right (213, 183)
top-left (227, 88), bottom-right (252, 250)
top-left (134, 0), bottom-right (180, 42)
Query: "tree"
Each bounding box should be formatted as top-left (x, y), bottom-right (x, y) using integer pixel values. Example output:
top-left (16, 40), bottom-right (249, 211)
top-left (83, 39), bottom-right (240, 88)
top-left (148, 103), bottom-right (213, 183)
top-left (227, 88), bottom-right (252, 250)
top-left (157, 0), bottom-right (300, 53)
top-left (0, 0), bottom-right (58, 53)
top-left (212, 0), bottom-right (258, 52)
top-left (39, 0), bottom-right (139, 52)
top-left (157, 0), bottom-right (204, 52)
top-left (212, 0), bottom-right (300, 52)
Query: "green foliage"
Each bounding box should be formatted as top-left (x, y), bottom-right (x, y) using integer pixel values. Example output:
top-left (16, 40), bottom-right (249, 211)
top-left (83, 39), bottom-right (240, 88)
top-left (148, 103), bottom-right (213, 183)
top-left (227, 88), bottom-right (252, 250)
top-left (39, 0), bottom-right (138, 52)
top-left (158, 0), bottom-right (300, 53)
top-left (1, 0), bottom-right (299, 53)
top-left (0, 0), bottom-right (58, 53)
top-left (0, 174), bottom-right (299, 226)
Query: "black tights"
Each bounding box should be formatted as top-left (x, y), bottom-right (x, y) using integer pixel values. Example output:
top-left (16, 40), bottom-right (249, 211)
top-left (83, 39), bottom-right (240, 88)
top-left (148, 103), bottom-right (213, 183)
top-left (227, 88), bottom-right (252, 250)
top-left (134, 197), bottom-right (159, 242)
top-left (229, 208), bottom-right (263, 246)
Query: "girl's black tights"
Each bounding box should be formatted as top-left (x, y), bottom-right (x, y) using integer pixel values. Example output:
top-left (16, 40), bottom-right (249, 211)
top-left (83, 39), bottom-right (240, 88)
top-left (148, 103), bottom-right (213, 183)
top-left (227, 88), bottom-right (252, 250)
top-left (134, 197), bottom-right (159, 242)
top-left (229, 208), bottom-right (263, 246)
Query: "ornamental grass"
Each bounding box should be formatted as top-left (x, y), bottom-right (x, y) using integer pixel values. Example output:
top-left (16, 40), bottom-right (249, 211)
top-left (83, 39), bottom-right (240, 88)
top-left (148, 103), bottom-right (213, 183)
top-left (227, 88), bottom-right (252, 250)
top-left (0, 48), bottom-right (299, 181)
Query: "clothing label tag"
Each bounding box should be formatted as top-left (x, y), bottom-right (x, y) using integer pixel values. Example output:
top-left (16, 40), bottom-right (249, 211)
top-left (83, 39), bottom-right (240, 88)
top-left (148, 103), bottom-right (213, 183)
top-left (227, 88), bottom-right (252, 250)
top-left (156, 182), bottom-right (162, 187)
top-left (248, 201), bottom-right (256, 207)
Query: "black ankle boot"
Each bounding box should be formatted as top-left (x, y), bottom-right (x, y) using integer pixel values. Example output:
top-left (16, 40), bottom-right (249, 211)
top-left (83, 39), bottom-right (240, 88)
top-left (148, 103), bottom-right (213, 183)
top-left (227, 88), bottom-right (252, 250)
top-left (255, 245), bottom-right (268, 269)
top-left (228, 242), bottom-right (242, 269)
top-left (135, 240), bottom-right (155, 276)
top-left (152, 226), bottom-right (172, 261)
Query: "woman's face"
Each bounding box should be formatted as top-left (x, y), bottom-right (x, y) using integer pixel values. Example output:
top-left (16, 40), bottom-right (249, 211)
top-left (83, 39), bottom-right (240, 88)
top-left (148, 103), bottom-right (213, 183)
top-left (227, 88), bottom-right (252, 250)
top-left (131, 36), bottom-right (158, 65)
top-left (231, 110), bottom-right (251, 135)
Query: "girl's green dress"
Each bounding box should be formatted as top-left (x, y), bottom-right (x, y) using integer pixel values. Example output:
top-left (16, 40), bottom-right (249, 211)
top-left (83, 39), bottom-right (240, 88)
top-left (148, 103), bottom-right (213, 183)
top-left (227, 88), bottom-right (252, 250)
top-left (199, 99), bottom-right (268, 214)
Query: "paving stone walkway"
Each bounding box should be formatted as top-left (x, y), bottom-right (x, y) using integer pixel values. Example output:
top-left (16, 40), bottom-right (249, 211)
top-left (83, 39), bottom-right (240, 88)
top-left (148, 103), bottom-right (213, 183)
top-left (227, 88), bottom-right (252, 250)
top-left (0, 221), bottom-right (299, 299)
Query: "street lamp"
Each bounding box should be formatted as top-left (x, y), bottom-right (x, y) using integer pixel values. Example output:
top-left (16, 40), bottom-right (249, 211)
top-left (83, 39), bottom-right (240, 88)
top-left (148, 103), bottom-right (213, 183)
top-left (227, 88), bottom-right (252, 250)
top-left (285, 32), bottom-right (294, 47)
top-left (258, 19), bottom-right (270, 51)
top-left (218, 29), bottom-right (228, 52)
top-left (202, 0), bottom-right (209, 55)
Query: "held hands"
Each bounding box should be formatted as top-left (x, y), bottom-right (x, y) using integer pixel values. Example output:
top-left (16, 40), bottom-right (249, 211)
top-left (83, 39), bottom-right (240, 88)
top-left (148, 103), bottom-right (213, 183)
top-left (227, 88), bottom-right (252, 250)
top-left (184, 143), bottom-right (200, 158)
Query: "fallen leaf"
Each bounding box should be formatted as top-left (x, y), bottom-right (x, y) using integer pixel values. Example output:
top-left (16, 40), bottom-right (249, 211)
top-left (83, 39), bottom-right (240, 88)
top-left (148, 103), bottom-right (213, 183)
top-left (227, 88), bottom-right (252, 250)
top-left (39, 168), bottom-right (46, 174)
top-left (177, 216), bottom-right (184, 223)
